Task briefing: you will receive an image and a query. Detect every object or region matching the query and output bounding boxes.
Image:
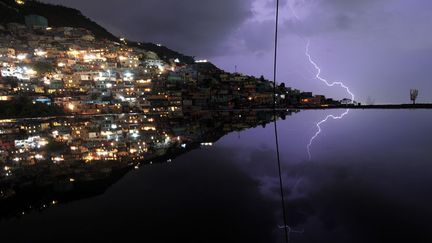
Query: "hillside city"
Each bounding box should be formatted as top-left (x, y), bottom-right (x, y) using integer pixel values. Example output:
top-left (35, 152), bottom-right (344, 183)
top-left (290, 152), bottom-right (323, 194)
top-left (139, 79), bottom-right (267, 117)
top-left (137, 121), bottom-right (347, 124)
top-left (0, 4), bottom-right (350, 211)
top-left (0, 1), bottom-right (431, 243)
top-left (0, 1), bottom-right (349, 209)
top-left (0, 14), bottom-right (348, 118)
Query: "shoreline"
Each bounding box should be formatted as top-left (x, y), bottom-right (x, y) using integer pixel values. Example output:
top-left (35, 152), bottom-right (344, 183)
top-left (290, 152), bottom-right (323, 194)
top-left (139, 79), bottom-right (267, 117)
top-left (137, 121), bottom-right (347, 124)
top-left (295, 104), bottom-right (432, 110)
top-left (0, 104), bottom-right (430, 121)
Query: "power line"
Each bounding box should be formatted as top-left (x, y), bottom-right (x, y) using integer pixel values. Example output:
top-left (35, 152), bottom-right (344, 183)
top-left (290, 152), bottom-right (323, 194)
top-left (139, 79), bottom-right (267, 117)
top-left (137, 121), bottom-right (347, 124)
top-left (272, 0), bottom-right (289, 242)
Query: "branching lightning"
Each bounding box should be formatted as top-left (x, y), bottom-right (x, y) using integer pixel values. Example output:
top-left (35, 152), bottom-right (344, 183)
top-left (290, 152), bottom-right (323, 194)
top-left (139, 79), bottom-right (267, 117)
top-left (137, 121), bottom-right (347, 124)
top-left (307, 109), bottom-right (349, 159)
top-left (277, 4), bottom-right (356, 239)
top-left (305, 41), bottom-right (355, 159)
top-left (289, 0), bottom-right (354, 159)
top-left (305, 41), bottom-right (355, 103)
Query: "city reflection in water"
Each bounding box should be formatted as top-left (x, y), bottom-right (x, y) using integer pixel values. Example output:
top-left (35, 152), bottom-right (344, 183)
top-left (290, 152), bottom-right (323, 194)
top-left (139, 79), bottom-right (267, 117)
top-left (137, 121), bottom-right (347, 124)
top-left (0, 109), bottom-right (296, 219)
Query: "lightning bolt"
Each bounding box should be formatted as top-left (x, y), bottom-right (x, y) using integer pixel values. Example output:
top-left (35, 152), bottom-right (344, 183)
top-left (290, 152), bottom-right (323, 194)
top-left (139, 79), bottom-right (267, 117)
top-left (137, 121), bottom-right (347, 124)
top-left (305, 40), bottom-right (355, 102)
top-left (307, 109), bottom-right (349, 159)
top-left (289, 1), bottom-right (355, 101)
top-left (289, 1), bottom-right (356, 101)
top-left (305, 41), bottom-right (355, 160)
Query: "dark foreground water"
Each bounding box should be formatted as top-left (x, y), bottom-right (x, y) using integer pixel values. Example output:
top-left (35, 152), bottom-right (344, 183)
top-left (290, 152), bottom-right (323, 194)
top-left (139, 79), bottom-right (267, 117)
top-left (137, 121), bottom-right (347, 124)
top-left (1, 109), bottom-right (431, 243)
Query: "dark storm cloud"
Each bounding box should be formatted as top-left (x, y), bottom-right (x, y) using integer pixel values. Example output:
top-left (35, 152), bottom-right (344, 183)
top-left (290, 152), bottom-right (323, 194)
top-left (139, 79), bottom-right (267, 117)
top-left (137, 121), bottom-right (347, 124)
top-left (282, 0), bottom-right (432, 39)
top-left (320, 0), bottom-right (383, 10)
top-left (41, 0), bottom-right (253, 57)
top-left (281, 0), bottom-right (387, 36)
top-left (224, 0), bottom-right (389, 55)
top-left (227, 19), bottom-right (276, 56)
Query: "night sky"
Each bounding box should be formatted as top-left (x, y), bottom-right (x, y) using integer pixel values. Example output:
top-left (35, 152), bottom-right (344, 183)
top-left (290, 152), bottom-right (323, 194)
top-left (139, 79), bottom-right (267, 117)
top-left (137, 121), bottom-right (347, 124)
top-left (41, 0), bottom-right (432, 104)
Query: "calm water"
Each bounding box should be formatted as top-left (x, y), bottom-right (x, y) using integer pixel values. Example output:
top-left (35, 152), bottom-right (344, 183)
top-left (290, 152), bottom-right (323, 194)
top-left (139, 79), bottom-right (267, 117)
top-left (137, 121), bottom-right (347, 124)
top-left (1, 109), bottom-right (431, 243)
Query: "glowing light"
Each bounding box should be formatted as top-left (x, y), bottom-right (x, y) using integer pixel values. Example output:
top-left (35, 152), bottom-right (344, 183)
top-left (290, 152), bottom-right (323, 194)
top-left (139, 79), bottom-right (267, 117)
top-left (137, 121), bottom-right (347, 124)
top-left (130, 131), bottom-right (140, 138)
top-left (37, 139), bottom-right (48, 147)
top-left (52, 156), bottom-right (64, 162)
top-left (84, 54), bottom-right (96, 62)
top-left (67, 103), bottom-right (75, 111)
top-left (138, 79), bottom-right (151, 84)
top-left (130, 148), bottom-right (137, 153)
top-left (25, 68), bottom-right (37, 75)
top-left (34, 50), bottom-right (47, 56)
top-left (68, 49), bottom-right (80, 57)
top-left (17, 54), bottom-right (27, 60)
top-left (84, 155), bottom-right (94, 162)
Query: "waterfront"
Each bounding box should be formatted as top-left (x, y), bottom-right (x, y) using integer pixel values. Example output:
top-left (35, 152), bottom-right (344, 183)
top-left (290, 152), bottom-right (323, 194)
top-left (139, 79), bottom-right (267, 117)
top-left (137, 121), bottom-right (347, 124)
top-left (0, 109), bottom-right (431, 243)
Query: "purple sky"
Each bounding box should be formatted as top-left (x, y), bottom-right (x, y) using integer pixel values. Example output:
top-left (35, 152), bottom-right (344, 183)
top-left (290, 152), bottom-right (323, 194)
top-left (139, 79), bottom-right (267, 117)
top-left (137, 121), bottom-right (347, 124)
top-left (42, 0), bottom-right (432, 103)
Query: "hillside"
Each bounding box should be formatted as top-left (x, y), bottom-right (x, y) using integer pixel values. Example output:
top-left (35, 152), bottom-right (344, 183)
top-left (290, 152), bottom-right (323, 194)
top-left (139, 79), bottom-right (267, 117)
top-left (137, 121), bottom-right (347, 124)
top-left (0, 0), bottom-right (195, 64)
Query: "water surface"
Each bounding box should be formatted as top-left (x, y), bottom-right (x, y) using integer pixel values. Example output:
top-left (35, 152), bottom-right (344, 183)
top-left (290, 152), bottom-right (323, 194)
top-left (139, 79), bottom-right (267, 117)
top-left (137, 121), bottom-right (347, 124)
top-left (1, 109), bottom-right (431, 243)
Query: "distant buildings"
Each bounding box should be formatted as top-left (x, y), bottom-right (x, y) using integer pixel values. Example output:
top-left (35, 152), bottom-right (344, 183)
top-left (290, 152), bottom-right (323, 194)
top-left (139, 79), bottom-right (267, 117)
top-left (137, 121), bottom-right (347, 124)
top-left (0, 18), bottom-right (343, 118)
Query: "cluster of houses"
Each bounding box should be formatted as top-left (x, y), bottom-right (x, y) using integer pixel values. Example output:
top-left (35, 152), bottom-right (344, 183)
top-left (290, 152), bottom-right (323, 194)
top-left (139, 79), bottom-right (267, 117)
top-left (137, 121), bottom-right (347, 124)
top-left (0, 16), bottom-right (340, 116)
top-left (0, 110), bottom-right (292, 207)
